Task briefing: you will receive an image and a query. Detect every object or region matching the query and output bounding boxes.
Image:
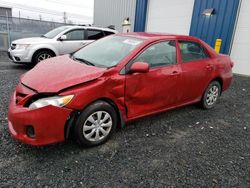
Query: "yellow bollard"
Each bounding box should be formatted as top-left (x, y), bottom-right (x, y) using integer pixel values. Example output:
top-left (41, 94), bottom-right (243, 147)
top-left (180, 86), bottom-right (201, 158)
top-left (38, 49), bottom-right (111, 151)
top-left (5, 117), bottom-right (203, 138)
top-left (214, 39), bottom-right (222, 53)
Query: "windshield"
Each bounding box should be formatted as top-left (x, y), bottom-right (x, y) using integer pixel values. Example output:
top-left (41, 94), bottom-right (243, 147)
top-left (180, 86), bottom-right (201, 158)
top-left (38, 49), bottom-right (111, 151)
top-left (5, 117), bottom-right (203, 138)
top-left (43, 26), bottom-right (70, 39)
top-left (72, 36), bottom-right (144, 68)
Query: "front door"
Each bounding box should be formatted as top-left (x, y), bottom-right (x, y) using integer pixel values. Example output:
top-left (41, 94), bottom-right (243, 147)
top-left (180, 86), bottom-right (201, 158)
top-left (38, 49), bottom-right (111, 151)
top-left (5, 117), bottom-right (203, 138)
top-left (125, 40), bottom-right (181, 118)
top-left (58, 29), bottom-right (86, 55)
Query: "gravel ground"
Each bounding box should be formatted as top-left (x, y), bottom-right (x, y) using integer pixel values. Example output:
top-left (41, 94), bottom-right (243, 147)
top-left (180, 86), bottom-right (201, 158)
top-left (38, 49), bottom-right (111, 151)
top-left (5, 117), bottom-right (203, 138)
top-left (0, 60), bottom-right (249, 188)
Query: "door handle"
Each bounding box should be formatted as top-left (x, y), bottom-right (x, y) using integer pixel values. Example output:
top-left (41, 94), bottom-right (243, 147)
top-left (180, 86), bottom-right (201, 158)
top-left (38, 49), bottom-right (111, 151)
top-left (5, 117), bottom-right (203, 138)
top-left (171, 71), bottom-right (180, 76)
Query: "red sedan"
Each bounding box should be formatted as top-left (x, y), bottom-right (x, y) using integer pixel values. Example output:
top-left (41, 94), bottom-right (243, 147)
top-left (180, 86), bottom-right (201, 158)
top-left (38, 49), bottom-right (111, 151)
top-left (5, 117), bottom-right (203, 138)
top-left (8, 33), bottom-right (233, 147)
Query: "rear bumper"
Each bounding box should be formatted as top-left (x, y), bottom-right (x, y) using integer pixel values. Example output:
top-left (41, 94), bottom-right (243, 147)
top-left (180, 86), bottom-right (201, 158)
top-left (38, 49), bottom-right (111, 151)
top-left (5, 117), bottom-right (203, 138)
top-left (8, 93), bottom-right (72, 146)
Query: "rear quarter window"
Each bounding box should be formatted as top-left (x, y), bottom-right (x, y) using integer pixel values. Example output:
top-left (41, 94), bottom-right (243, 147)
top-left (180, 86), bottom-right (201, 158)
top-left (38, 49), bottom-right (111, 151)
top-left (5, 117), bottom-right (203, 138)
top-left (103, 31), bottom-right (115, 36)
top-left (87, 30), bottom-right (104, 40)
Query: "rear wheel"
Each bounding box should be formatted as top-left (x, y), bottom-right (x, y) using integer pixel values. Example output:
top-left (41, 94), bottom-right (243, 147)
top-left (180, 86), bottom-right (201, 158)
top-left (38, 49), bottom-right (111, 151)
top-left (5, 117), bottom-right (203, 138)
top-left (74, 101), bottom-right (117, 147)
top-left (201, 81), bottom-right (221, 109)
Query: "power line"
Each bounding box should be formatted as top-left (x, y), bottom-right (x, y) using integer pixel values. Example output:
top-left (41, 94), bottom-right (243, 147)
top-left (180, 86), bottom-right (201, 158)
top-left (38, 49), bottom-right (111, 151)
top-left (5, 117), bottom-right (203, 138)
top-left (0, 0), bottom-right (92, 24)
top-left (0, 1), bottom-right (60, 14)
top-left (0, 0), bottom-right (90, 19)
top-left (44, 0), bottom-right (93, 10)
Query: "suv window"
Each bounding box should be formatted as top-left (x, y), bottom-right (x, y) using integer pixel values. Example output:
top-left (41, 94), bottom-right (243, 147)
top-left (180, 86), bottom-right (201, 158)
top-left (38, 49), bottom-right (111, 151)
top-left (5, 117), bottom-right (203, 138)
top-left (44, 26), bottom-right (70, 39)
top-left (134, 41), bottom-right (176, 68)
top-left (65, 29), bottom-right (85, 40)
top-left (179, 41), bottom-right (209, 62)
top-left (103, 31), bottom-right (115, 36)
top-left (87, 30), bottom-right (104, 40)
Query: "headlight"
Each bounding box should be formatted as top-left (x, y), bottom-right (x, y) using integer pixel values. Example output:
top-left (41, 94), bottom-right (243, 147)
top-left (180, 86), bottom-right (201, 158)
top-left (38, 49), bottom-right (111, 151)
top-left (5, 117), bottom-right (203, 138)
top-left (29, 95), bottom-right (74, 109)
top-left (15, 44), bottom-right (30, 50)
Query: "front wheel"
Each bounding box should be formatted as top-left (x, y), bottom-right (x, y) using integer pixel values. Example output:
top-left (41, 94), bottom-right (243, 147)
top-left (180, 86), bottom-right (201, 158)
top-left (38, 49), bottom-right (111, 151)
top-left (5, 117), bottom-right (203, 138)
top-left (33, 50), bottom-right (54, 64)
top-left (201, 81), bottom-right (221, 109)
top-left (74, 101), bottom-right (117, 147)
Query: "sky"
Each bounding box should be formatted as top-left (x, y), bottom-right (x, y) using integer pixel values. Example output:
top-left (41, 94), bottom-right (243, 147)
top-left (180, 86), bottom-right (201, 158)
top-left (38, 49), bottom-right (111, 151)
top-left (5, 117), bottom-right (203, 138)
top-left (0, 0), bottom-right (94, 24)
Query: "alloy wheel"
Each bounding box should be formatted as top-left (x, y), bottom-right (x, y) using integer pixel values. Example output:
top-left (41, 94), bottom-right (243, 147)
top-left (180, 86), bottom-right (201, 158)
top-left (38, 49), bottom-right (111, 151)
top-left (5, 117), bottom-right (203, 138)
top-left (206, 85), bottom-right (219, 106)
top-left (37, 53), bottom-right (51, 62)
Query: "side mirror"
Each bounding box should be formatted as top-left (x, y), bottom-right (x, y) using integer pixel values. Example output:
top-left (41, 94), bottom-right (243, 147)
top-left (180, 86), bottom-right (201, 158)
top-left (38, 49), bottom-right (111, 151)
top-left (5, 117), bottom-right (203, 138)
top-left (59, 35), bottom-right (67, 41)
top-left (130, 62), bottom-right (149, 74)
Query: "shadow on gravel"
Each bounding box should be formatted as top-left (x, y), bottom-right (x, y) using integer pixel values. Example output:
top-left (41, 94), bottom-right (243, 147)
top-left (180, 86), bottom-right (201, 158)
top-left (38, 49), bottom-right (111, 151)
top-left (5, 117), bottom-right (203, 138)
top-left (10, 64), bottom-right (32, 71)
top-left (0, 62), bottom-right (31, 71)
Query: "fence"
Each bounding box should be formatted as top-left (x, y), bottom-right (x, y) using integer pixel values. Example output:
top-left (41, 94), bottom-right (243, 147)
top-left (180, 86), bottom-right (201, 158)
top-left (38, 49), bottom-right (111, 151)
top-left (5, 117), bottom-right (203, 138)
top-left (0, 16), bottom-right (71, 51)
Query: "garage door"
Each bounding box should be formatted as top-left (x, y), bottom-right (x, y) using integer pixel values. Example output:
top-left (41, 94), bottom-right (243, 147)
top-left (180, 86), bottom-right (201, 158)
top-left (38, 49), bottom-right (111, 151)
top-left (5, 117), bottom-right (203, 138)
top-left (146, 0), bottom-right (195, 34)
top-left (230, 0), bottom-right (250, 75)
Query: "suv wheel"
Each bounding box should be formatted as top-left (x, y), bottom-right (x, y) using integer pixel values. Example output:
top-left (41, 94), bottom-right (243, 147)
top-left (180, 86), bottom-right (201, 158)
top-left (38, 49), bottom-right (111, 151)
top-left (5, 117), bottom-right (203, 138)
top-left (33, 50), bottom-right (54, 64)
top-left (74, 101), bottom-right (117, 147)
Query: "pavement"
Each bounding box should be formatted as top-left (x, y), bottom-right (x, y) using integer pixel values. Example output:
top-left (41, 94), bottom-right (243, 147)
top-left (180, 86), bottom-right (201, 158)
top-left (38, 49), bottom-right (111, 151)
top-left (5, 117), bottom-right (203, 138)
top-left (0, 58), bottom-right (249, 187)
top-left (0, 51), bottom-right (8, 62)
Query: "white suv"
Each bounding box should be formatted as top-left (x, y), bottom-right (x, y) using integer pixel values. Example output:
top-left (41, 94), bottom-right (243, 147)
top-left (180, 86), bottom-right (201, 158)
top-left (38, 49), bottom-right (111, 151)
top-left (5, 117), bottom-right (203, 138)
top-left (8, 25), bottom-right (118, 65)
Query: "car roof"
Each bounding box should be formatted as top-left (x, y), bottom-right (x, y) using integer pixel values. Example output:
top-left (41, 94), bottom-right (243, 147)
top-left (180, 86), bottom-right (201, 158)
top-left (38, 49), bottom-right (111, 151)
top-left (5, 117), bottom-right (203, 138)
top-left (117, 32), bottom-right (198, 41)
top-left (61, 25), bottom-right (117, 33)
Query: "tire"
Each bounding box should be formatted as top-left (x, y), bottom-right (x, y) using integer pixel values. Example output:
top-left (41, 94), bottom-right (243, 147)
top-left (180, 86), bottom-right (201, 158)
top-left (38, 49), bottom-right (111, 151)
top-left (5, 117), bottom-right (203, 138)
top-left (74, 101), bottom-right (118, 147)
top-left (33, 50), bottom-right (54, 64)
top-left (201, 80), bottom-right (221, 109)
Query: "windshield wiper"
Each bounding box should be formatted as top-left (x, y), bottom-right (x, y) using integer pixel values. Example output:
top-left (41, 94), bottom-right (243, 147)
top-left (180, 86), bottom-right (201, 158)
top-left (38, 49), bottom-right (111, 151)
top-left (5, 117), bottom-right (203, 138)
top-left (41, 35), bottom-right (47, 38)
top-left (72, 56), bottom-right (95, 66)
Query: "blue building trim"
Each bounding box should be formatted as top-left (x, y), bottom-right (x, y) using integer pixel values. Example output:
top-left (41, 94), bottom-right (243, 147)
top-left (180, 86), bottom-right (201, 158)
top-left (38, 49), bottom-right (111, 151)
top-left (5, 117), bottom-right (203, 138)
top-left (189, 0), bottom-right (240, 54)
top-left (134, 0), bottom-right (148, 32)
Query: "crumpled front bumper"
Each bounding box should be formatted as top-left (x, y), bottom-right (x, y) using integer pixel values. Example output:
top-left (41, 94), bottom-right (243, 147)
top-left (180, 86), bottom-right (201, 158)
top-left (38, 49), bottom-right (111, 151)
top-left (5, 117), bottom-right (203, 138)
top-left (8, 92), bottom-right (72, 146)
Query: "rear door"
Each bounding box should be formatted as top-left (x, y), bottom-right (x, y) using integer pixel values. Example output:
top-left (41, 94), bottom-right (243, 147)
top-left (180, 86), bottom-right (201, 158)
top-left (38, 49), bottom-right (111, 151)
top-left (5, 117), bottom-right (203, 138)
top-left (125, 40), bottom-right (181, 118)
top-left (178, 40), bottom-right (214, 103)
top-left (58, 29), bottom-right (86, 54)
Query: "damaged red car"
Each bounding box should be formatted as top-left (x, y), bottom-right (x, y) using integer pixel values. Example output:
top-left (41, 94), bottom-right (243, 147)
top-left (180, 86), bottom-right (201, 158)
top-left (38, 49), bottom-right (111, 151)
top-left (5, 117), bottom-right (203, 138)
top-left (8, 33), bottom-right (233, 147)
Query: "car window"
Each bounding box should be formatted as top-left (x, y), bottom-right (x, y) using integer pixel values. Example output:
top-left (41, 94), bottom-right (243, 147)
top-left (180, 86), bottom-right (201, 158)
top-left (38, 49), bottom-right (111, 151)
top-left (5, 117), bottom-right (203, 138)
top-left (64, 29), bottom-right (85, 40)
top-left (179, 41), bottom-right (209, 62)
top-left (103, 31), bottom-right (115, 36)
top-left (43, 26), bottom-right (70, 39)
top-left (87, 30), bottom-right (104, 40)
top-left (73, 36), bottom-right (143, 68)
top-left (134, 41), bottom-right (176, 68)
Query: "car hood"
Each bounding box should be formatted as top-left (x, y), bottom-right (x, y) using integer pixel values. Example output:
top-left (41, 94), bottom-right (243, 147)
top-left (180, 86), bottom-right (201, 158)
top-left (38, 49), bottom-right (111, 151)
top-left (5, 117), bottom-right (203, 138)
top-left (21, 55), bottom-right (106, 93)
top-left (12, 37), bottom-right (53, 44)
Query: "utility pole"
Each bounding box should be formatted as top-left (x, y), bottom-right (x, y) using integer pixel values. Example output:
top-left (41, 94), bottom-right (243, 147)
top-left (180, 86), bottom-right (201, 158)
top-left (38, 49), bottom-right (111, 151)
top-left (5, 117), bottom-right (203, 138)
top-left (6, 11), bottom-right (11, 48)
top-left (63, 12), bottom-right (67, 24)
top-left (39, 14), bottom-right (42, 21)
top-left (19, 11), bottom-right (21, 19)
